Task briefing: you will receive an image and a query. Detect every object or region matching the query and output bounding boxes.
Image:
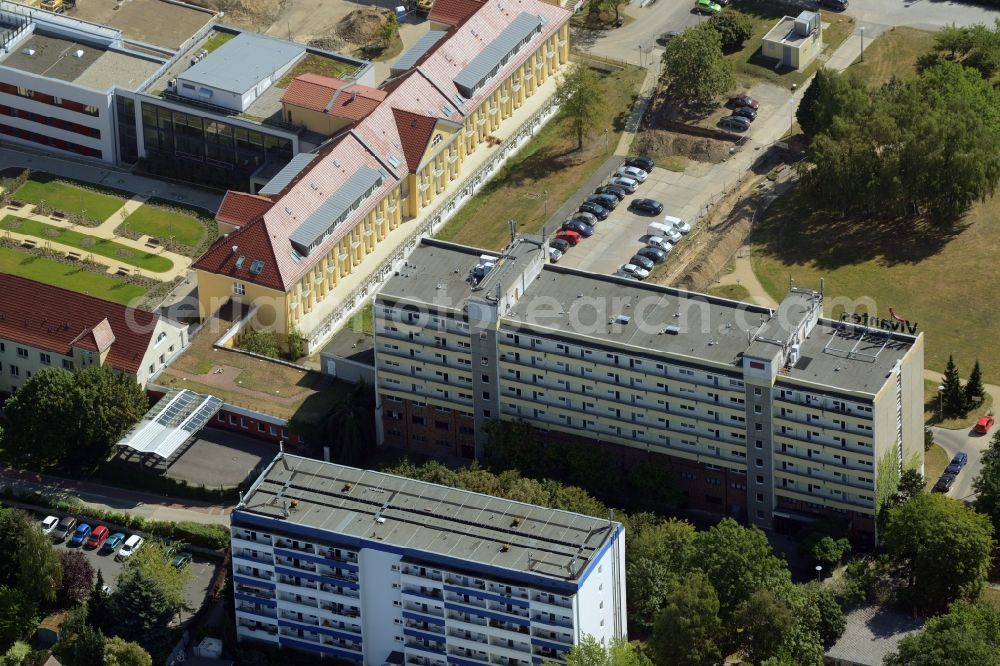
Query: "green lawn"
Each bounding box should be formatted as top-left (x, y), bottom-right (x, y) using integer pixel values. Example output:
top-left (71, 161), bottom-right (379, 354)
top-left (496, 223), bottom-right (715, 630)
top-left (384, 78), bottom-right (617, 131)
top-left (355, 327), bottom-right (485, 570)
top-left (923, 378), bottom-right (993, 429)
top-left (436, 63), bottom-right (646, 249)
top-left (202, 31), bottom-right (236, 53)
top-left (0, 245), bottom-right (146, 304)
top-left (1, 216), bottom-right (173, 273)
top-left (14, 177), bottom-right (126, 220)
top-left (345, 302), bottom-right (374, 335)
top-left (844, 26), bottom-right (936, 87)
top-left (121, 204), bottom-right (207, 247)
top-left (706, 283), bottom-right (751, 302)
top-left (277, 54), bottom-right (359, 88)
top-left (923, 443), bottom-right (949, 491)
top-left (724, 2), bottom-right (855, 89)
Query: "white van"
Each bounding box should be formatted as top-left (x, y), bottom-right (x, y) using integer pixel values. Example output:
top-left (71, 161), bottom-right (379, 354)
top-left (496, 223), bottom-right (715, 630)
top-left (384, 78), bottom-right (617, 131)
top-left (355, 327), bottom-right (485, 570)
top-left (647, 222), bottom-right (671, 237)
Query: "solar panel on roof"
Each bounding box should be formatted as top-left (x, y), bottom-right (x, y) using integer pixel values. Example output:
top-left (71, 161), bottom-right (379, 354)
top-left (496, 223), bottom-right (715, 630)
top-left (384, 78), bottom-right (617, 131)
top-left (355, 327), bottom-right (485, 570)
top-left (453, 13), bottom-right (543, 98)
top-left (289, 166), bottom-right (383, 255)
top-left (258, 153), bottom-right (318, 196)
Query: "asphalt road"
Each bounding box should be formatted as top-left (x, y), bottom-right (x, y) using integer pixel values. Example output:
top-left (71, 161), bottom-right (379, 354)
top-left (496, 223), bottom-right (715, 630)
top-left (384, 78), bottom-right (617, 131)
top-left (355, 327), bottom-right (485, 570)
top-left (931, 425), bottom-right (990, 502)
top-left (847, 0), bottom-right (1000, 30)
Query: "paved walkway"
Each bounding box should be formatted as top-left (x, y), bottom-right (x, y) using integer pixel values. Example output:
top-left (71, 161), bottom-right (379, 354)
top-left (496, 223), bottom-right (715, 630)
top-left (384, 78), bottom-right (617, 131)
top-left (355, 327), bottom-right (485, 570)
top-left (1, 199), bottom-right (192, 280)
top-left (0, 467), bottom-right (232, 525)
top-left (615, 58), bottom-right (662, 156)
top-left (0, 145), bottom-right (224, 213)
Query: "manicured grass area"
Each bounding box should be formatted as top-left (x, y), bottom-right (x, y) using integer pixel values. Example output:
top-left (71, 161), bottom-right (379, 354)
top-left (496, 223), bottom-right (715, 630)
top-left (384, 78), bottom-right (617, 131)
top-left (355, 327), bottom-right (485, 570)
top-left (202, 31), bottom-right (235, 53)
top-left (345, 302), bottom-right (374, 335)
top-left (436, 64), bottom-right (646, 250)
top-left (844, 27), bottom-right (935, 87)
top-left (751, 185), bottom-right (1000, 382)
top-left (121, 204), bottom-right (207, 247)
top-left (14, 177), bottom-right (126, 220)
top-left (706, 283), bottom-right (751, 302)
top-left (0, 245), bottom-right (146, 304)
top-left (724, 3), bottom-right (855, 89)
top-left (923, 378), bottom-right (994, 429)
top-left (277, 54), bottom-right (359, 88)
top-left (1, 216), bottom-right (173, 272)
top-left (923, 443), bottom-right (949, 492)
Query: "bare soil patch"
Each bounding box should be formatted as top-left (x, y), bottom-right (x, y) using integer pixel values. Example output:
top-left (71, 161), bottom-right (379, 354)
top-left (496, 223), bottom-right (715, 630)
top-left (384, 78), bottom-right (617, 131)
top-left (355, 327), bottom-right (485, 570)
top-left (634, 130), bottom-right (732, 165)
top-left (186, 0), bottom-right (284, 31)
top-left (308, 7), bottom-right (395, 55)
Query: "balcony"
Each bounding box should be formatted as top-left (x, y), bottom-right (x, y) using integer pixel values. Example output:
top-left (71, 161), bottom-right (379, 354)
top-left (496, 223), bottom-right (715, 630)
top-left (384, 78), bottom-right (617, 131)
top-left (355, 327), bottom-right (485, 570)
top-left (237, 585), bottom-right (276, 601)
top-left (404, 601), bottom-right (445, 619)
top-left (319, 601), bottom-right (361, 618)
top-left (273, 539), bottom-right (315, 556)
top-left (531, 613), bottom-right (572, 629)
top-left (237, 604), bottom-right (277, 620)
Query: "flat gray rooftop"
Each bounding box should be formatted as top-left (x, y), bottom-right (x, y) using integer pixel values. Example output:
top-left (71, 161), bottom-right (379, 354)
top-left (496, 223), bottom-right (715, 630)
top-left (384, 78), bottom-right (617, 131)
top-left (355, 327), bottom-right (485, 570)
top-left (764, 17), bottom-right (808, 45)
top-left (321, 327), bottom-right (374, 366)
top-left (65, 0), bottom-right (214, 50)
top-left (179, 32), bottom-right (304, 95)
top-left (238, 454), bottom-right (618, 583)
top-left (1, 33), bottom-right (160, 91)
top-left (378, 241), bottom-right (496, 313)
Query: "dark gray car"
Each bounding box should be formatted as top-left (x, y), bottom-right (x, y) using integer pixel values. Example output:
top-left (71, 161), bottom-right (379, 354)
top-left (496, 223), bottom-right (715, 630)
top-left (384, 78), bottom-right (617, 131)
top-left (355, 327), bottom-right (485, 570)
top-left (637, 246), bottom-right (667, 263)
top-left (629, 254), bottom-right (655, 271)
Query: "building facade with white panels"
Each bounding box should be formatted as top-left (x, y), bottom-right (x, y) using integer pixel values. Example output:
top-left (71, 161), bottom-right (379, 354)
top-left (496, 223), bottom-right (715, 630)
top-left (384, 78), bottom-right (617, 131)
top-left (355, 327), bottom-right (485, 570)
top-left (372, 239), bottom-right (925, 545)
top-left (231, 454), bottom-right (626, 665)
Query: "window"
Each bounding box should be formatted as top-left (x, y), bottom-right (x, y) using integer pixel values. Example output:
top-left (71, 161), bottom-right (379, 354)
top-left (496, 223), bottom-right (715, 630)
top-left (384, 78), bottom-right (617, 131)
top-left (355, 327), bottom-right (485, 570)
top-left (10, 365), bottom-right (19, 377)
top-left (754, 387), bottom-right (763, 395)
top-left (756, 475), bottom-right (764, 484)
top-left (233, 282), bottom-right (246, 296)
top-left (16, 347), bottom-right (27, 358)
top-left (755, 439), bottom-right (763, 449)
top-left (39, 353), bottom-right (51, 365)
top-left (755, 458), bottom-right (763, 467)
top-left (62, 359), bottom-right (74, 370)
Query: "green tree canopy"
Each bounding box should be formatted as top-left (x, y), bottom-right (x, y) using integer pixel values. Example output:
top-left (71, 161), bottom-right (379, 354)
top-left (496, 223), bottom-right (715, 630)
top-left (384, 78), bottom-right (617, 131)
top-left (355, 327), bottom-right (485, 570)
top-left (885, 600), bottom-right (1000, 666)
top-left (555, 63), bottom-right (603, 150)
top-left (974, 430), bottom-right (1000, 537)
top-left (882, 493), bottom-right (994, 612)
top-left (894, 468), bottom-right (926, 505)
top-left (73, 365), bottom-right (148, 463)
top-left (0, 509), bottom-right (62, 608)
top-left (0, 642), bottom-right (30, 666)
top-left (648, 572), bottom-right (723, 666)
top-left (707, 11), bottom-right (753, 48)
top-left (238, 329), bottom-right (281, 358)
top-left (0, 587), bottom-right (39, 648)
top-left (104, 636), bottom-right (153, 666)
top-left (661, 24), bottom-right (734, 107)
top-left (562, 635), bottom-right (652, 666)
top-left (941, 354), bottom-right (966, 418)
top-left (58, 551), bottom-right (94, 609)
top-left (624, 515), bottom-right (696, 631)
top-left (965, 360), bottom-right (986, 409)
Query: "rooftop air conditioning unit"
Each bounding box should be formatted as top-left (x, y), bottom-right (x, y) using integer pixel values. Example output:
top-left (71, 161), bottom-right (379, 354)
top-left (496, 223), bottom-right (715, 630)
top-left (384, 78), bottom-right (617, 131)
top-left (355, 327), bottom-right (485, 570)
top-left (794, 11), bottom-right (819, 37)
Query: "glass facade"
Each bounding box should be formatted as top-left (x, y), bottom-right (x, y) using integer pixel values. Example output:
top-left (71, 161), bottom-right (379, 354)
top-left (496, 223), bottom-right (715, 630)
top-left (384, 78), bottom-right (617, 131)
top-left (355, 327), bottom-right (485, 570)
top-left (140, 102), bottom-right (293, 190)
top-left (115, 96), bottom-right (138, 164)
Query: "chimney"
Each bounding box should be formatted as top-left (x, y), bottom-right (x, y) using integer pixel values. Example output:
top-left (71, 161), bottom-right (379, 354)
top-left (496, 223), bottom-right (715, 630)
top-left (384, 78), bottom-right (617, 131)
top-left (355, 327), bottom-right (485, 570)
top-left (232, 245), bottom-right (238, 254)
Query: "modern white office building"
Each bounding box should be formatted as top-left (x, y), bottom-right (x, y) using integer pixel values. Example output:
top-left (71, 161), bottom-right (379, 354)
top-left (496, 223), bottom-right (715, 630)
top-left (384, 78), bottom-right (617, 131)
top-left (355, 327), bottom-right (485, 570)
top-left (231, 453), bottom-right (626, 664)
top-left (372, 238), bottom-right (925, 545)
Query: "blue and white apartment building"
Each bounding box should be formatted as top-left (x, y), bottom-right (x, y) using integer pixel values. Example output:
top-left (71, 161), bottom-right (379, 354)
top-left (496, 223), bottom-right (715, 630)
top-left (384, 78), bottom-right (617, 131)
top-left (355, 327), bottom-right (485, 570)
top-left (230, 453), bottom-right (626, 665)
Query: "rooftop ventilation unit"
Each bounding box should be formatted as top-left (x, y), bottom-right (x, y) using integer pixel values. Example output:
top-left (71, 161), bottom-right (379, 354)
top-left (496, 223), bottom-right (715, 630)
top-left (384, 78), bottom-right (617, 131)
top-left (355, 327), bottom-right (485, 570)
top-left (664, 324), bottom-right (681, 335)
top-left (21, 48), bottom-right (34, 56)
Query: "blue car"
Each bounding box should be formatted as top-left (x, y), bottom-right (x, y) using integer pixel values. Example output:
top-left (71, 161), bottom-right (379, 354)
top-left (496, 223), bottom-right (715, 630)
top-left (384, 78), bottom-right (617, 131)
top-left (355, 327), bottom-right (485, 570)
top-left (562, 220), bottom-right (594, 237)
top-left (69, 523), bottom-right (91, 547)
top-left (945, 452), bottom-right (968, 475)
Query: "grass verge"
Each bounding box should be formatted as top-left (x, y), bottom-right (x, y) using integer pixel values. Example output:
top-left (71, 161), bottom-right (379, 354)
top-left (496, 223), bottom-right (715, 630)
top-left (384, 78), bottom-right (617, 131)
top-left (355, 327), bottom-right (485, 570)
top-left (0, 245), bottom-right (147, 304)
top-left (843, 26), bottom-right (935, 87)
top-left (706, 283), bottom-right (751, 301)
top-left (436, 63), bottom-right (646, 249)
top-left (923, 443), bottom-right (949, 491)
top-left (923, 378), bottom-right (994, 430)
top-left (14, 177), bottom-right (126, 220)
top-left (2, 216), bottom-right (173, 272)
top-left (122, 204), bottom-right (207, 247)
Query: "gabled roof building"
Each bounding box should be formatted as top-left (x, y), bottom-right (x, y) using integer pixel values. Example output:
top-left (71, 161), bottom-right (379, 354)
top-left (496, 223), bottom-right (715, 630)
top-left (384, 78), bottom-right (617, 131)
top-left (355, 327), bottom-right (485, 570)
top-left (192, 0), bottom-right (572, 351)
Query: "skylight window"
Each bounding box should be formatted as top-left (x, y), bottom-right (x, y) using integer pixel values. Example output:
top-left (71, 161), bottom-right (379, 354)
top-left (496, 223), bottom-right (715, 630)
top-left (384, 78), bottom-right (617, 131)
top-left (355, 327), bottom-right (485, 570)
top-left (249, 260), bottom-right (265, 275)
top-left (235, 255), bottom-right (246, 269)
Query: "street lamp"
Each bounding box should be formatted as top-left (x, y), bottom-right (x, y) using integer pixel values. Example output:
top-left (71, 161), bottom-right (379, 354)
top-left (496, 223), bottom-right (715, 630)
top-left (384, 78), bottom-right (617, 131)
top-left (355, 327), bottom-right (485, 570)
top-left (788, 97), bottom-right (795, 138)
top-left (860, 26), bottom-right (865, 62)
top-left (543, 188), bottom-right (549, 216)
top-left (638, 45), bottom-right (642, 67)
top-left (815, 565), bottom-right (823, 580)
top-left (938, 383), bottom-right (945, 419)
top-left (603, 128), bottom-right (609, 154)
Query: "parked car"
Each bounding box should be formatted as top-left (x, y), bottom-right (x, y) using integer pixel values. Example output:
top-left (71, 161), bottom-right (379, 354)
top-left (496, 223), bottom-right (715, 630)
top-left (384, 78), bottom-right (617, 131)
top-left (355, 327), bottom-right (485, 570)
top-left (117, 535), bottom-right (144, 561)
top-left (819, 0), bottom-right (848, 10)
top-left (719, 115), bottom-right (751, 132)
top-left (578, 201), bottom-right (609, 220)
top-left (637, 246), bottom-right (668, 263)
top-left (52, 516), bottom-right (77, 543)
top-left (101, 532), bottom-right (126, 555)
top-left (571, 211), bottom-right (598, 225)
top-left (608, 176), bottom-right (639, 193)
top-left (664, 215), bottom-right (692, 234)
top-left (649, 222), bottom-right (681, 242)
top-left (729, 94), bottom-right (760, 110)
top-left (40, 516), bottom-right (59, 535)
top-left (586, 193), bottom-right (619, 210)
top-left (69, 524), bottom-right (92, 547)
top-left (946, 452), bottom-right (969, 475)
top-left (695, 0), bottom-right (722, 14)
top-left (555, 230), bottom-right (582, 246)
top-left (733, 106), bottom-right (758, 121)
top-left (625, 156), bottom-right (655, 172)
top-left (935, 473), bottom-right (957, 493)
top-left (550, 238), bottom-right (570, 253)
top-left (630, 198), bottom-right (663, 215)
top-left (647, 236), bottom-right (673, 252)
top-left (595, 184), bottom-right (627, 201)
top-left (562, 219), bottom-right (594, 237)
top-left (620, 263), bottom-right (650, 279)
top-left (655, 31), bottom-right (679, 46)
top-left (547, 246), bottom-right (563, 263)
top-left (85, 525), bottom-right (110, 550)
top-left (629, 254), bottom-right (655, 271)
top-left (171, 552), bottom-right (193, 569)
top-left (974, 415), bottom-right (995, 434)
top-left (617, 165), bottom-right (648, 182)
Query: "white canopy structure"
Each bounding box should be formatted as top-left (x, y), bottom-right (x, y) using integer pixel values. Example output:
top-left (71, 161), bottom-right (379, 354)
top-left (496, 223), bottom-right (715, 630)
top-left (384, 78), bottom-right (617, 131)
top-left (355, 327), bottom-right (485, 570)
top-left (117, 389), bottom-right (223, 459)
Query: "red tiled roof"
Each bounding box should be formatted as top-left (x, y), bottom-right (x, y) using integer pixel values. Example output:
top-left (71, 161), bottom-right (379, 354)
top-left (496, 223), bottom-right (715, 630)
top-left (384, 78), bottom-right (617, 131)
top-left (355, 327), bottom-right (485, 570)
top-left (281, 73), bottom-right (386, 121)
top-left (192, 219), bottom-right (286, 291)
top-left (429, 0), bottom-right (486, 26)
top-left (0, 274), bottom-right (160, 375)
top-left (392, 108), bottom-right (439, 172)
top-left (215, 191), bottom-right (274, 229)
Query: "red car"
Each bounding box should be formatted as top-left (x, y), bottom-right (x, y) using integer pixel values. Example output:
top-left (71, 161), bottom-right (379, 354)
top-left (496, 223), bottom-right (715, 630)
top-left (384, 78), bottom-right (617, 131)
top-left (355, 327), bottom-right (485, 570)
top-left (729, 94), bottom-right (760, 110)
top-left (85, 525), bottom-right (109, 549)
top-left (974, 415), bottom-right (995, 434)
top-left (554, 230), bottom-right (581, 246)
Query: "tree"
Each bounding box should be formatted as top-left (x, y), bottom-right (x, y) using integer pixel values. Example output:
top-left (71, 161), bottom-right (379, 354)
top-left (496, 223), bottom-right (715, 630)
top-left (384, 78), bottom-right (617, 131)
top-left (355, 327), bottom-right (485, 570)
top-left (0, 587), bottom-right (39, 648)
top-left (73, 364), bottom-right (148, 463)
top-left (895, 468), bottom-right (926, 504)
top-left (57, 623), bottom-right (105, 666)
top-left (941, 354), bottom-right (966, 418)
top-left (287, 328), bottom-right (307, 361)
top-left (809, 536), bottom-right (851, 569)
top-left (648, 572), bottom-right (723, 666)
top-left (690, 518), bottom-right (792, 620)
top-left (974, 430), bottom-right (1000, 537)
top-left (661, 24), bottom-right (734, 107)
top-left (882, 492), bottom-right (994, 612)
top-left (2, 368), bottom-right (80, 464)
top-left (799, 583), bottom-right (846, 647)
top-left (707, 11), bottom-right (753, 48)
top-left (797, 69), bottom-right (845, 138)
top-left (1, 642), bottom-right (30, 666)
top-left (563, 636), bottom-right (653, 666)
top-left (0, 509), bottom-right (62, 608)
top-left (797, 519), bottom-right (851, 568)
top-left (104, 637), bottom-right (153, 666)
top-left (735, 589), bottom-right (795, 664)
top-left (238, 329), bottom-right (281, 358)
top-left (885, 600), bottom-right (1000, 666)
top-left (625, 515), bottom-right (696, 630)
top-left (87, 570), bottom-right (111, 633)
top-left (934, 23), bottom-right (974, 59)
top-left (555, 63), bottom-right (602, 150)
top-left (58, 551), bottom-right (94, 608)
top-left (965, 360), bottom-right (986, 409)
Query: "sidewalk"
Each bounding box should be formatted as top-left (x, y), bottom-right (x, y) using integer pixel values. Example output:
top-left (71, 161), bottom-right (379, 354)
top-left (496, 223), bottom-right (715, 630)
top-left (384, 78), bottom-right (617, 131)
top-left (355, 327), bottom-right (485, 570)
top-left (824, 22), bottom-right (891, 73)
top-left (0, 146), bottom-right (224, 213)
top-left (0, 467), bottom-right (233, 525)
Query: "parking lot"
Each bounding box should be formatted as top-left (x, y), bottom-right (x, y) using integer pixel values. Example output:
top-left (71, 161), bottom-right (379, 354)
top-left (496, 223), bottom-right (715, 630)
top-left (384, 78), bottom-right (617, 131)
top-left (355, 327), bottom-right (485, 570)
top-left (38, 511), bottom-right (217, 612)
